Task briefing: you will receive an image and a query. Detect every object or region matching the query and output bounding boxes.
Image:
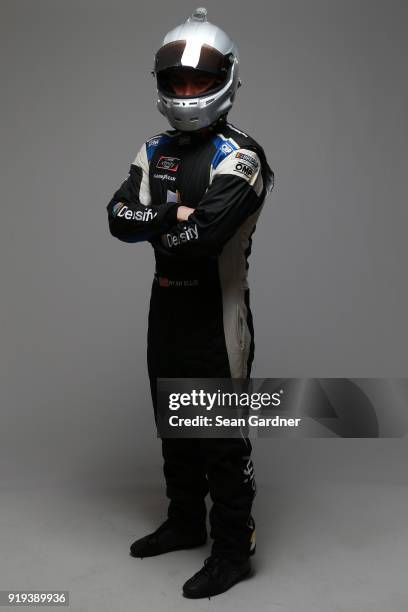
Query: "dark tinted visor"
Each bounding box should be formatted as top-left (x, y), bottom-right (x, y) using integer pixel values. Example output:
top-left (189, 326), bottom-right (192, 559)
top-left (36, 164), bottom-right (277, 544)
top-left (155, 41), bottom-right (231, 77)
top-left (156, 67), bottom-right (227, 98)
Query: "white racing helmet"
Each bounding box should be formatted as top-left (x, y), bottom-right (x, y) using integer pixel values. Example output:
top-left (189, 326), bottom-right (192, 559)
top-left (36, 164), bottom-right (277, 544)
top-left (152, 7), bottom-right (241, 132)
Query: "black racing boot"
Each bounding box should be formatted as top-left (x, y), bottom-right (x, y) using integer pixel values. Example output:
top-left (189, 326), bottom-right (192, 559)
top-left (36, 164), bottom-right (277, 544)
top-left (129, 518), bottom-right (207, 559)
top-left (182, 554), bottom-right (252, 599)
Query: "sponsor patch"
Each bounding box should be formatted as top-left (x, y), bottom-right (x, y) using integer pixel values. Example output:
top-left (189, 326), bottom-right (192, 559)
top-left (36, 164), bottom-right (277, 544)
top-left (112, 201), bottom-right (125, 216)
top-left (235, 151), bottom-right (259, 168)
top-left (165, 224), bottom-right (199, 248)
top-left (117, 205), bottom-right (157, 222)
top-left (234, 162), bottom-right (253, 178)
top-left (153, 173), bottom-right (176, 181)
top-left (156, 156), bottom-right (180, 172)
top-left (221, 143), bottom-right (233, 154)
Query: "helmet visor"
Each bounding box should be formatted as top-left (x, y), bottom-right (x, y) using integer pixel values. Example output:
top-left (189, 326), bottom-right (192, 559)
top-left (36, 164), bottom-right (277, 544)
top-left (155, 41), bottom-right (231, 77)
top-left (156, 66), bottom-right (227, 98)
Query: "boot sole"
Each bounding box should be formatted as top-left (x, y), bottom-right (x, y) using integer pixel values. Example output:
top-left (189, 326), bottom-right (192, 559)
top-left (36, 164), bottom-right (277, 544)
top-left (130, 537), bottom-right (207, 559)
top-left (182, 566), bottom-right (252, 599)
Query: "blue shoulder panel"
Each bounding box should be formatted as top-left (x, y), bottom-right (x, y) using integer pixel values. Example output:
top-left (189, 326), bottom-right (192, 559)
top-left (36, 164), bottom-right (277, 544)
top-left (145, 133), bottom-right (172, 162)
top-left (211, 135), bottom-right (238, 170)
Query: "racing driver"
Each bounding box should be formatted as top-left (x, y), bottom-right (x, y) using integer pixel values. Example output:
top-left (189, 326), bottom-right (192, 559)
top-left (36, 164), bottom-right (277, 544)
top-left (106, 7), bottom-right (274, 599)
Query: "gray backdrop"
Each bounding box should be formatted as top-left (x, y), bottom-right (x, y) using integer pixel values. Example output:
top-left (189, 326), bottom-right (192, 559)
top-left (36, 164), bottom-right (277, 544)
top-left (1, 0), bottom-right (407, 488)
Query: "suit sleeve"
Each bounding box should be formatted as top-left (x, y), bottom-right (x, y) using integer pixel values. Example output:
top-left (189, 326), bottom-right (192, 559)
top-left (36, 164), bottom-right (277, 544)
top-left (156, 148), bottom-right (269, 257)
top-left (106, 143), bottom-right (179, 243)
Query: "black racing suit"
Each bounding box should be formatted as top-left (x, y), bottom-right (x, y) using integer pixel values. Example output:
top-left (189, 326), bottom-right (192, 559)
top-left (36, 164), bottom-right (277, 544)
top-left (106, 117), bottom-right (274, 561)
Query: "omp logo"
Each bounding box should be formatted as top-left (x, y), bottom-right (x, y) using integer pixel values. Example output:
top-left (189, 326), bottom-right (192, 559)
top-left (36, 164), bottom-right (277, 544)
top-left (156, 156), bottom-right (180, 172)
top-left (235, 152), bottom-right (259, 168)
top-left (117, 205), bottom-right (157, 221)
top-left (148, 137), bottom-right (160, 147)
top-left (235, 162), bottom-right (253, 178)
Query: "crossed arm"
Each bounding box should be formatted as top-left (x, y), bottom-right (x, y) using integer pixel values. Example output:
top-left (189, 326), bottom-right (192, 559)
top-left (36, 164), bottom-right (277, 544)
top-left (106, 144), bottom-right (265, 255)
top-left (106, 144), bottom-right (179, 243)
